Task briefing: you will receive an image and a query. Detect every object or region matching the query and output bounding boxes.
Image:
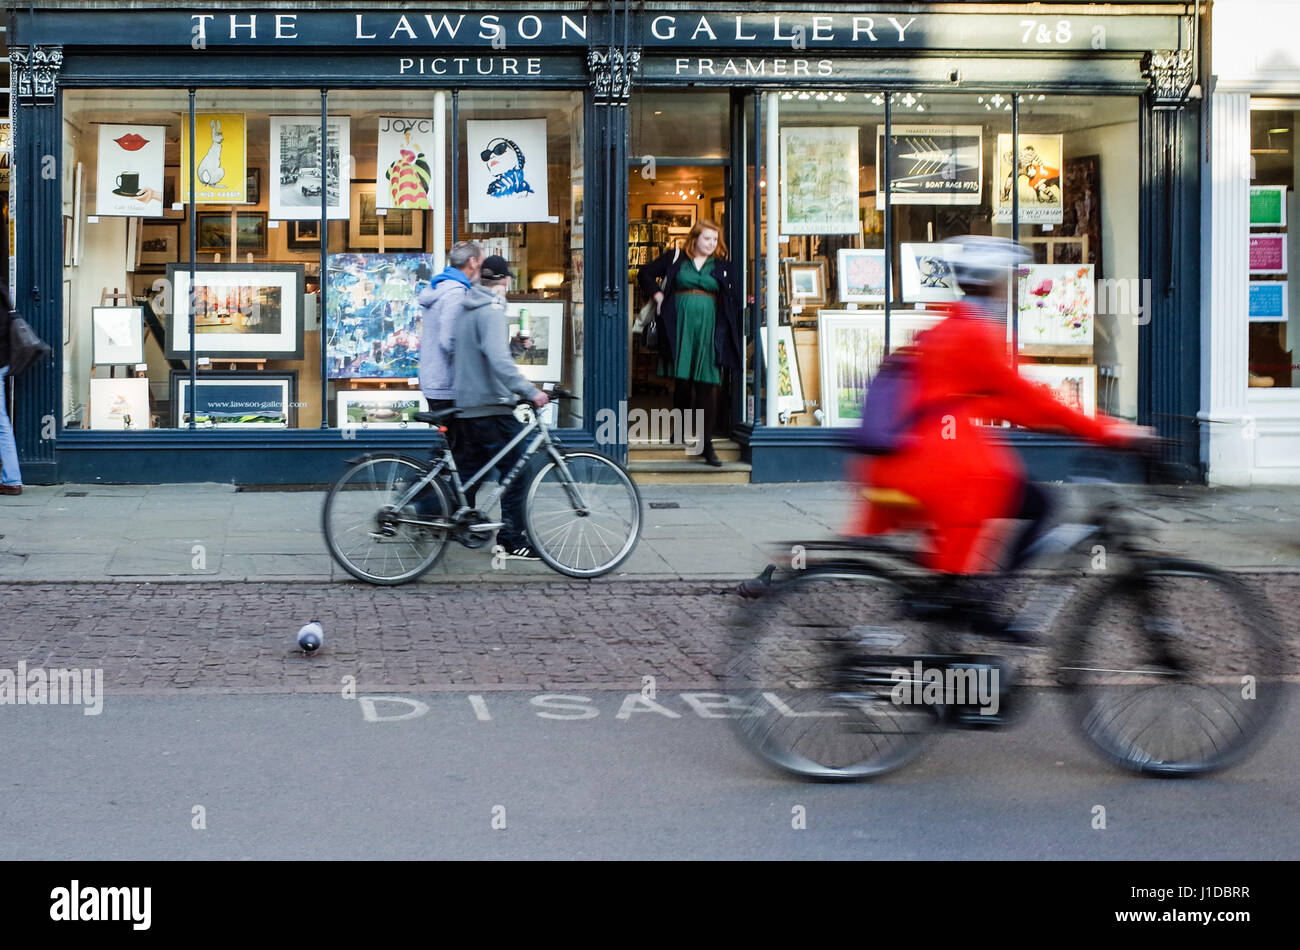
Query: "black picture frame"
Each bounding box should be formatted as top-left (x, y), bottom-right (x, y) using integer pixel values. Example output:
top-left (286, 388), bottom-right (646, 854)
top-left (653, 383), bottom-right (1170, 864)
top-left (169, 369), bottom-right (298, 428)
top-left (244, 168), bottom-right (262, 206)
top-left (196, 211), bottom-right (269, 255)
top-left (164, 262), bottom-right (305, 360)
top-left (287, 218), bottom-right (322, 250)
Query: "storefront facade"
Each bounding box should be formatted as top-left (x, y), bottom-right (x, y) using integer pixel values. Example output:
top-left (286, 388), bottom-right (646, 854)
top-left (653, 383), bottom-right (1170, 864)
top-left (1202, 0), bottom-right (1300, 483)
top-left (8, 2), bottom-right (1201, 485)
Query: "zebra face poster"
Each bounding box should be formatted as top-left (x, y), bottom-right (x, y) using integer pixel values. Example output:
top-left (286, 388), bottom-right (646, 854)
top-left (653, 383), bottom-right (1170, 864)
top-left (467, 118), bottom-right (551, 223)
top-left (377, 117), bottom-right (433, 210)
top-left (876, 125), bottom-right (983, 207)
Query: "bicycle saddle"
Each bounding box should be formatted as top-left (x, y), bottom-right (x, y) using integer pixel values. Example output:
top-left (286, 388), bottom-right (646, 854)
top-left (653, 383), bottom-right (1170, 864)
top-left (413, 408), bottom-right (462, 426)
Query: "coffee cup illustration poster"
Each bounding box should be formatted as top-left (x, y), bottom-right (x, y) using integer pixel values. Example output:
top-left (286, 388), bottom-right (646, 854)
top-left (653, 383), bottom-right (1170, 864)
top-left (96, 124), bottom-right (166, 217)
top-left (179, 113), bottom-right (248, 203)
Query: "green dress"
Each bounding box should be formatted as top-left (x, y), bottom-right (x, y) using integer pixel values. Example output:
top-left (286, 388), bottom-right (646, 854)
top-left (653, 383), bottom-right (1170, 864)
top-left (663, 256), bottom-right (722, 384)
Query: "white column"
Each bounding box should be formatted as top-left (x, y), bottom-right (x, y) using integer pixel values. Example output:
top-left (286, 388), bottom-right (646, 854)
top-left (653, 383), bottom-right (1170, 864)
top-left (1200, 89), bottom-right (1253, 484)
top-left (765, 91), bottom-right (780, 428)
top-left (432, 91), bottom-right (447, 267)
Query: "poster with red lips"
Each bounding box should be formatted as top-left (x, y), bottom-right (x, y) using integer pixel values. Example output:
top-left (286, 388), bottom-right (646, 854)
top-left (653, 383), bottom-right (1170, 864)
top-left (96, 124), bottom-right (165, 217)
top-left (466, 118), bottom-right (550, 224)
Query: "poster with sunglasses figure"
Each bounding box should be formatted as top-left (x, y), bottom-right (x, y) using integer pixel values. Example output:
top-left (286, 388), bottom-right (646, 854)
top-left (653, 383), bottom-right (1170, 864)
top-left (467, 118), bottom-right (550, 223)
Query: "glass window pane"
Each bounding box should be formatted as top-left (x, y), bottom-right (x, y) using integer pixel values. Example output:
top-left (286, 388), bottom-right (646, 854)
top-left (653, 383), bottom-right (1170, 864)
top-left (1248, 102), bottom-right (1296, 389)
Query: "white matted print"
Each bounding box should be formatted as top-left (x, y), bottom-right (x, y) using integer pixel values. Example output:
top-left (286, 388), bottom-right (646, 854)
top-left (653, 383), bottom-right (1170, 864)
top-left (166, 264), bottom-right (304, 359)
top-left (759, 325), bottom-right (805, 414)
top-left (91, 306), bottom-right (145, 365)
top-left (837, 249), bottom-right (887, 303)
top-left (337, 390), bottom-right (429, 429)
top-left (1017, 264), bottom-right (1095, 346)
top-left (503, 300), bottom-right (564, 381)
top-left (1019, 363), bottom-right (1097, 417)
top-left (876, 125), bottom-right (983, 207)
top-left (818, 312), bottom-right (885, 427)
top-left (468, 119), bottom-right (550, 223)
top-left (780, 126), bottom-right (860, 235)
top-left (96, 124), bottom-right (165, 217)
top-left (270, 116), bottom-right (351, 219)
top-left (90, 377), bottom-right (151, 430)
top-left (995, 134), bottom-right (1063, 225)
top-left (900, 243), bottom-right (961, 303)
top-left (377, 117), bottom-right (434, 210)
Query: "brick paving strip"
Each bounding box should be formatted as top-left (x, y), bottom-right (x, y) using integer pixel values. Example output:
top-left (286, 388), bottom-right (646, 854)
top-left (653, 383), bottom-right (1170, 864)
top-left (1, 575), bottom-right (1297, 695)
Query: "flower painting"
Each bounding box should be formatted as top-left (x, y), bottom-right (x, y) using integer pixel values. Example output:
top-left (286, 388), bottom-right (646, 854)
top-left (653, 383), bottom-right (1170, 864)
top-left (1016, 264), bottom-right (1095, 346)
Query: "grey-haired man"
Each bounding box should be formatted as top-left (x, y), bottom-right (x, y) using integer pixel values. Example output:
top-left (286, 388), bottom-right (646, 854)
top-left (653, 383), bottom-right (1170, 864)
top-left (418, 240), bottom-right (482, 414)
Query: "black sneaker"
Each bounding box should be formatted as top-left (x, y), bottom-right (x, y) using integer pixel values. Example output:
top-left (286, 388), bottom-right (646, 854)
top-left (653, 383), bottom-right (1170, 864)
top-left (502, 544), bottom-right (541, 561)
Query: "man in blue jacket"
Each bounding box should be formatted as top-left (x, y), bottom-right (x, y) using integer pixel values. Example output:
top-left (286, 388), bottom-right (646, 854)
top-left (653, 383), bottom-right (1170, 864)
top-left (418, 241), bottom-right (482, 413)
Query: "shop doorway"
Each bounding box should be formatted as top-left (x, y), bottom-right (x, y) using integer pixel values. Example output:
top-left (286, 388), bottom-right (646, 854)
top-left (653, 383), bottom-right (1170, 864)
top-left (627, 91), bottom-right (735, 458)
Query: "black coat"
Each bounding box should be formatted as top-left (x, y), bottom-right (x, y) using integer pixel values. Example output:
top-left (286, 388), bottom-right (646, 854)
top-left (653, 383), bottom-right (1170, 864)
top-left (638, 248), bottom-right (743, 373)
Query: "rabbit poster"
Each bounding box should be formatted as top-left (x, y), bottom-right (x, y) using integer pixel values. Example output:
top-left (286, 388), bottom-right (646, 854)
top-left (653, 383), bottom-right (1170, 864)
top-left (95, 124), bottom-right (165, 217)
top-left (466, 118), bottom-right (550, 224)
top-left (179, 113), bottom-right (247, 203)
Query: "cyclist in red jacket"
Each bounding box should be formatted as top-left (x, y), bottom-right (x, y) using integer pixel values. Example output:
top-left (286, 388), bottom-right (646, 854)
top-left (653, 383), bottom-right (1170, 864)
top-left (847, 236), bottom-right (1150, 634)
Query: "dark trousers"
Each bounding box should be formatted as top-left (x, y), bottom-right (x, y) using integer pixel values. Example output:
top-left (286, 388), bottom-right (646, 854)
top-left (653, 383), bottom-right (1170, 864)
top-left (453, 413), bottom-right (531, 549)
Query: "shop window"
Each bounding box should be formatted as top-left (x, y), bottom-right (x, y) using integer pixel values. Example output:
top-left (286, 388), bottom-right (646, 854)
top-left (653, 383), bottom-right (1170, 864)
top-left (60, 87), bottom-right (585, 433)
top-left (752, 89), bottom-right (1139, 429)
top-left (1248, 102), bottom-right (1297, 389)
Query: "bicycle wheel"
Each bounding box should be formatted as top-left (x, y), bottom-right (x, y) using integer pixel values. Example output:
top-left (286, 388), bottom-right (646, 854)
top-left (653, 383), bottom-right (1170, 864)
top-left (523, 450), bottom-right (641, 577)
top-left (726, 566), bottom-right (943, 781)
top-left (322, 454), bottom-right (452, 585)
top-left (1056, 559), bottom-right (1285, 777)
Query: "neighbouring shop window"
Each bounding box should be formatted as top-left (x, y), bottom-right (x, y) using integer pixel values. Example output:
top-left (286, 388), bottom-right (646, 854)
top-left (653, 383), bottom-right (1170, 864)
top-left (753, 89), bottom-right (1140, 429)
top-left (1248, 102), bottom-right (1298, 389)
top-left (60, 87), bottom-right (585, 433)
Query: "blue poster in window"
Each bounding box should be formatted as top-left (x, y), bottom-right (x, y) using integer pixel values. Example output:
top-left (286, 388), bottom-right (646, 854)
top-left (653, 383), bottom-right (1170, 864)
top-left (1249, 281), bottom-right (1287, 322)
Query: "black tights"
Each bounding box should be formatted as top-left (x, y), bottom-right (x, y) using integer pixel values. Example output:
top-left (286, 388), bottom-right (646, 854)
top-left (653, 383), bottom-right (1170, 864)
top-left (672, 378), bottom-right (717, 455)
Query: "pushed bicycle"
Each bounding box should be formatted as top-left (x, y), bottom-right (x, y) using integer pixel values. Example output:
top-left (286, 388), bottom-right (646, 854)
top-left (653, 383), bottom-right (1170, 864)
top-left (323, 388), bottom-right (642, 583)
top-left (726, 446), bottom-right (1285, 780)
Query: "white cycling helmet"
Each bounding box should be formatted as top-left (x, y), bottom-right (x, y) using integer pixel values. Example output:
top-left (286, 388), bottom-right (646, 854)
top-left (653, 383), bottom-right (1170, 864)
top-left (944, 235), bottom-right (1032, 289)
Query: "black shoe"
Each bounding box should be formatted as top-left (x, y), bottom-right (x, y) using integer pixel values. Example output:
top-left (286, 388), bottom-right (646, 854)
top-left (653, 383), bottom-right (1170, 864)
top-left (496, 541), bottom-right (540, 560)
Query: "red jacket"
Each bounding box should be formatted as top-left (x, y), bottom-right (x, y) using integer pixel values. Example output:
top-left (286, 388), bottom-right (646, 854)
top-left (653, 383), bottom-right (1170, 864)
top-left (848, 300), bottom-right (1128, 573)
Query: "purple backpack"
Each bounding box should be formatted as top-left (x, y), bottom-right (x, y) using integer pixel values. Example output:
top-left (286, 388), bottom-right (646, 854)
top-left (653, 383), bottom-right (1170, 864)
top-left (852, 349), bottom-right (919, 455)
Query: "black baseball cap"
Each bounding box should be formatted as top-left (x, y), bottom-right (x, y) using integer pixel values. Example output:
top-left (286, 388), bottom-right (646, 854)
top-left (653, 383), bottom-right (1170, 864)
top-left (480, 255), bottom-right (515, 280)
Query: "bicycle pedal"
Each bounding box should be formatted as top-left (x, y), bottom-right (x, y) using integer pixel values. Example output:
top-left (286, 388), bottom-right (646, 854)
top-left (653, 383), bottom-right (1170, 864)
top-left (469, 522), bottom-right (505, 532)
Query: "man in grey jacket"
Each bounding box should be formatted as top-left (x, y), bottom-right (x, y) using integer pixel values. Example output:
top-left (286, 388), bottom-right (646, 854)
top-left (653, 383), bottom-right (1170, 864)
top-left (454, 255), bottom-right (549, 559)
top-left (418, 241), bottom-right (482, 412)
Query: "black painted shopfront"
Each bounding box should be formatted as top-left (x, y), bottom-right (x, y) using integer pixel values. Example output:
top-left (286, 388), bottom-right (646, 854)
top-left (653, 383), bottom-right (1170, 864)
top-left (7, 3), bottom-right (1201, 484)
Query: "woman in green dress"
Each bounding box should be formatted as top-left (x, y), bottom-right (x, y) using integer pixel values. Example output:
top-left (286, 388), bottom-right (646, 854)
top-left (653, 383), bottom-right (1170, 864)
top-left (639, 219), bottom-right (742, 465)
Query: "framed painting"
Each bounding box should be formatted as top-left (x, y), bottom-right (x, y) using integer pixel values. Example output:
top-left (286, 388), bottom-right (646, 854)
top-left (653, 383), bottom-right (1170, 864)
top-left (780, 126), bottom-right (859, 235)
top-left (503, 299), bottom-right (564, 382)
top-left (91, 306), bottom-right (145, 365)
top-left (785, 260), bottom-right (828, 307)
top-left (1061, 155), bottom-right (1102, 274)
top-left (336, 390), bottom-right (429, 429)
top-left (836, 248), bottom-right (887, 303)
top-left (1017, 264), bottom-right (1095, 346)
top-left (245, 168), bottom-right (262, 206)
top-left (138, 222), bottom-right (181, 266)
top-left (165, 263), bottom-right (305, 359)
top-left (196, 212), bottom-right (268, 255)
top-left (287, 218), bottom-right (322, 250)
top-left (1018, 362), bottom-right (1097, 417)
top-left (325, 253), bottom-right (428, 379)
top-left (171, 371), bottom-right (297, 428)
top-left (89, 377), bottom-right (151, 430)
top-left (348, 180), bottom-right (425, 251)
top-left (817, 312), bottom-right (885, 427)
top-left (645, 203), bottom-right (697, 236)
top-left (758, 325), bottom-right (805, 414)
top-left (900, 242), bottom-right (961, 303)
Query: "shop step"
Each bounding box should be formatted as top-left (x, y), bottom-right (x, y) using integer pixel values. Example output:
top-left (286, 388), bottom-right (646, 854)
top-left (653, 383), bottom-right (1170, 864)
top-left (628, 439), bottom-right (742, 462)
top-left (627, 460), bottom-right (752, 484)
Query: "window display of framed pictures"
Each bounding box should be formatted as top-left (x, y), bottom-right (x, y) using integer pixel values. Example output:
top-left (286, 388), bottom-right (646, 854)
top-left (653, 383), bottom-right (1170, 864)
top-left (171, 371), bottom-right (297, 428)
top-left (89, 377), bottom-right (151, 430)
top-left (165, 263), bottom-right (305, 359)
top-left (348, 180), bottom-right (425, 251)
top-left (1018, 362), bottom-right (1097, 417)
top-left (503, 300), bottom-right (564, 381)
top-left (785, 260), bottom-right (828, 307)
top-left (900, 243), bottom-right (961, 303)
top-left (758, 325), bottom-right (805, 414)
top-left (836, 248), bottom-right (887, 303)
top-left (336, 390), bottom-right (429, 429)
top-left (196, 212), bottom-right (268, 255)
top-left (91, 306), bottom-right (145, 365)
